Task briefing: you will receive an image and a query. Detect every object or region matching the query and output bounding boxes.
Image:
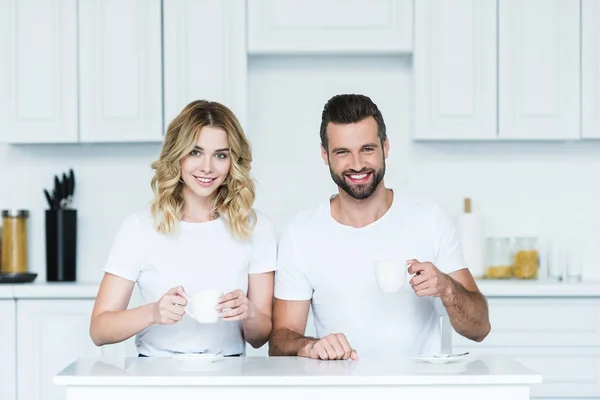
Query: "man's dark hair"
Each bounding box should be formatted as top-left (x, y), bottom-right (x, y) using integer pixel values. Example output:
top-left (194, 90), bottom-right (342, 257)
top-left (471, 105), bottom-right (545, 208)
top-left (319, 94), bottom-right (387, 150)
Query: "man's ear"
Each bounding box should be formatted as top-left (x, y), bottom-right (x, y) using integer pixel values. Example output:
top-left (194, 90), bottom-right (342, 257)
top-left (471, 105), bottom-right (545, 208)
top-left (321, 144), bottom-right (329, 165)
top-left (383, 137), bottom-right (390, 159)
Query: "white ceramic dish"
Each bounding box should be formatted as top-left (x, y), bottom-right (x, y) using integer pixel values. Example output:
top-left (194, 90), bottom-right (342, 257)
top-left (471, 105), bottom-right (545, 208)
top-left (412, 354), bottom-right (468, 364)
top-left (172, 353), bottom-right (224, 363)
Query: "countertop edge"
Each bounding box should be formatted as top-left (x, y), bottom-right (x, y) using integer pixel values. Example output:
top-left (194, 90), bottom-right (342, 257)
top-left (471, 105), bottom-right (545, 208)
top-left (53, 375), bottom-right (543, 387)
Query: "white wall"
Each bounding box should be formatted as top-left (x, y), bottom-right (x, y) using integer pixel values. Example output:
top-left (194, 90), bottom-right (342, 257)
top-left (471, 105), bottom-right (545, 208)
top-left (1, 55), bottom-right (599, 283)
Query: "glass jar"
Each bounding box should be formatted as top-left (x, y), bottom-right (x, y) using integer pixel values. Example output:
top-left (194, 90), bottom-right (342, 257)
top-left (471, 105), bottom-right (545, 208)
top-left (485, 237), bottom-right (513, 279)
top-left (1, 210), bottom-right (29, 274)
top-left (513, 236), bottom-right (538, 279)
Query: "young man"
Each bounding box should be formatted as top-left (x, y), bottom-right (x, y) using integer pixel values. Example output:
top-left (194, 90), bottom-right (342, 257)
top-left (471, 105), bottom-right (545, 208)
top-left (269, 94), bottom-right (490, 360)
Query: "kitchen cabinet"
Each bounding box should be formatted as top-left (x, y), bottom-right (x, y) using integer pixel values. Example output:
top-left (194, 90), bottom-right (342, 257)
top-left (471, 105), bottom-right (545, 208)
top-left (413, 0), bottom-right (581, 141)
top-left (413, 0), bottom-right (497, 140)
top-left (498, 0), bottom-right (580, 140)
top-left (247, 0), bottom-right (413, 55)
top-left (453, 297), bottom-right (600, 398)
top-left (16, 299), bottom-right (136, 400)
top-left (78, 0), bottom-right (163, 142)
top-left (0, 0), bottom-right (78, 144)
top-left (582, 0), bottom-right (600, 139)
top-left (163, 0), bottom-right (247, 131)
top-left (0, 300), bottom-right (16, 400)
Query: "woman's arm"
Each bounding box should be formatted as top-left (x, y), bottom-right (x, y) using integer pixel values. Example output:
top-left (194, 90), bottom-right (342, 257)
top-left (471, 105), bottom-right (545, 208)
top-left (90, 273), bottom-right (187, 346)
top-left (242, 271), bottom-right (275, 348)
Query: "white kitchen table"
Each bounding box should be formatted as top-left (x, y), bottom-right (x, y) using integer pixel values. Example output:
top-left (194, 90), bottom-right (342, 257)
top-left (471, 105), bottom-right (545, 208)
top-left (54, 355), bottom-right (541, 400)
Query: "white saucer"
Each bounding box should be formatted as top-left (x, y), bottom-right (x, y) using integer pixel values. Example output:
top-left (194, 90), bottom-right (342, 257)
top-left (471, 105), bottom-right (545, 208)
top-left (412, 354), bottom-right (468, 364)
top-left (172, 353), bottom-right (224, 363)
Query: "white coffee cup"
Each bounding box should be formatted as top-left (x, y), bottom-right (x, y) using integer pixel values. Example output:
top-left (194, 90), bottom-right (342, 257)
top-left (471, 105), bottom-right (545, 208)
top-left (185, 290), bottom-right (222, 323)
top-left (374, 261), bottom-right (408, 292)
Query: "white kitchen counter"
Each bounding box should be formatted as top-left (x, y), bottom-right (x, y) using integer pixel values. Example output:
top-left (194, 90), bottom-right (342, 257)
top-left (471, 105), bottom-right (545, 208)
top-left (2, 280), bottom-right (600, 299)
top-left (54, 355), bottom-right (541, 400)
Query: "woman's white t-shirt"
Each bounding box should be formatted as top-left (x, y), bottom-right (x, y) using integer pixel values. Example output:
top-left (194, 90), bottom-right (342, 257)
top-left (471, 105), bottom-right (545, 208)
top-left (103, 209), bottom-right (277, 357)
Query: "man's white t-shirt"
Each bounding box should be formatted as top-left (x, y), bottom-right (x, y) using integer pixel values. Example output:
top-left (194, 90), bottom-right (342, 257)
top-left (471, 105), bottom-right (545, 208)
top-left (103, 209), bottom-right (277, 357)
top-left (274, 193), bottom-right (466, 357)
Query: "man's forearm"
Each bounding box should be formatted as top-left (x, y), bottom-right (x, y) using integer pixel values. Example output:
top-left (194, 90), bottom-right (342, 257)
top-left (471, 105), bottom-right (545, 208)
top-left (268, 328), bottom-right (317, 356)
top-left (441, 277), bottom-right (491, 342)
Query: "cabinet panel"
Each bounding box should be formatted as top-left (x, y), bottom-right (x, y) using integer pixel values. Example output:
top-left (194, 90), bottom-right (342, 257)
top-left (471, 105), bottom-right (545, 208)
top-left (498, 0), bottom-right (580, 139)
top-left (78, 0), bottom-right (163, 142)
top-left (16, 300), bottom-right (101, 400)
top-left (582, 0), bottom-right (600, 138)
top-left (0, 300), bottom-right (16, 400)
top-left (0, 0), bottom-right (78, 143)
top-left (413, 0), bottom-right (497, 140)
top-left (248, 0), bottom-right (413, 54)
top-left (163, 0), bottom-right (247, 130)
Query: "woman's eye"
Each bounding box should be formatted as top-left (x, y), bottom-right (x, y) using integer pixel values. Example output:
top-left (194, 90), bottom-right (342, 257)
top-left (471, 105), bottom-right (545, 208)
top-left (215, 153), bottom-right (228, 160)
top-left (190, 150), bottom-right (201, 156)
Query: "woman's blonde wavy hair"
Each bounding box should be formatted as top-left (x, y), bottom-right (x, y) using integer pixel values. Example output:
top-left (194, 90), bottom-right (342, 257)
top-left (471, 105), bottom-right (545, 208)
top-left (150, 100), bottom-right (256, 240)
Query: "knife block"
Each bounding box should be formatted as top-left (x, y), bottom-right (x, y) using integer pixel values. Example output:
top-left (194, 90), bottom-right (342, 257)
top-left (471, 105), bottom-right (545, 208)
top-left (45, 209), bottom-right (77, 282)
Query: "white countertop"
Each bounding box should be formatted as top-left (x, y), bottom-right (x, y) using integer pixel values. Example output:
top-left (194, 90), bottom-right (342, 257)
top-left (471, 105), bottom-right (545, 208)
top-left (1, 280), bottom-right (600, 299)
top-left (476, 280), bottom-right (600, 297)
top-left (54, 355), bottom-right (542, 387)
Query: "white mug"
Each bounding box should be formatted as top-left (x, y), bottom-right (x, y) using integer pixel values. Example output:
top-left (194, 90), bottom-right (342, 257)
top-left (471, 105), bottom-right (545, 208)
top-left (184, 290), bottom-right (222, 323)
top-left (374, 261), bottom-right (408, 292)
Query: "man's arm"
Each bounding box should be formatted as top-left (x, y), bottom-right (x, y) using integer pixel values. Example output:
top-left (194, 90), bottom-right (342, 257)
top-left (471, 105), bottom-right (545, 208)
top-left (268, 299), bottom-right (316, 356)
top-left (443, 269), bottom-right (491, 342)
top-left (268, 299), bottom-right (357, 360)
top-left (408, 261), bottom-right (491, 343)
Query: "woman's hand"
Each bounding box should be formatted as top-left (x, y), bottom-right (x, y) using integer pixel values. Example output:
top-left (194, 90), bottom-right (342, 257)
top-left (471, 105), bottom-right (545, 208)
top-left (152, 286), bottom-right (187, 325)
top-left (217, 289), bottom-right (256, 321)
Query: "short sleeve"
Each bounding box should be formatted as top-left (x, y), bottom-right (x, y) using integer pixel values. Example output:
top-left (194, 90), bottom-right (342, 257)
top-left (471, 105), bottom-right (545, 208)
top-left (274, 224), bottom-right (313, 301)
top-left (432, 204), bottom-right (467, 275)
top-left (103, 213), bottom-right (143, 282)
top-left (248, 211), bottom-right (277, 274)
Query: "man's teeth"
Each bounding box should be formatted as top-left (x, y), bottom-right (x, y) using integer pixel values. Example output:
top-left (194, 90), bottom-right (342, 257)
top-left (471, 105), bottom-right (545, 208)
top-left (349, 173), bottom-right (368, 179)
top-left (196, 177), bottom-right (213, 183)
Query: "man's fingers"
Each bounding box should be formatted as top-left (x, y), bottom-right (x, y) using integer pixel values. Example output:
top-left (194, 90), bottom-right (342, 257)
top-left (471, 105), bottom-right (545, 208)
top-left (338, 337), bottom-right (353, 359)
top-left (323, 345), bottom-right (337, 360)
top-left (350, 350), bottom-right (359, 360)
top-left (330, 340), bottom-right (346, 359)
top-left (407, 261), bottom-right (426, 275)
top-left (410, 273), bottom-right (428, 287)
top-left (167, 286), bottom-right (186, 297)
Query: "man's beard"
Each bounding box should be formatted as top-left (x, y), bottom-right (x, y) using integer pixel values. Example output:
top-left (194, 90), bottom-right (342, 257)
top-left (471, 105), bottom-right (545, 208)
top-left (329, 163), bottom-right (386, 200)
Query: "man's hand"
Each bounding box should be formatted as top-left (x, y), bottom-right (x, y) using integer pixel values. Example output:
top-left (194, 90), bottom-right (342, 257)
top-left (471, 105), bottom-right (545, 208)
top-left (407, 259), bottom-right (452, 298)
top-left (299, 333), bottom-right (358, 360)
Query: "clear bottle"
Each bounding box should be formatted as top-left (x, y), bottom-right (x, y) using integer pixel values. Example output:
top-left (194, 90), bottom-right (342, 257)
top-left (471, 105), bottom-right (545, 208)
top-left (513, 236), bottom-right (538, 279)
top-left (485, 237), bottom-right (513, 279)
top-left (1, 210), bottom-right (29, 274)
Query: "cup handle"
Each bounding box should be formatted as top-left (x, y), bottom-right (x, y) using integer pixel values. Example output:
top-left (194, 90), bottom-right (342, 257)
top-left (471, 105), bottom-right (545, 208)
top-left (177, 294), bottom-right (196, 320)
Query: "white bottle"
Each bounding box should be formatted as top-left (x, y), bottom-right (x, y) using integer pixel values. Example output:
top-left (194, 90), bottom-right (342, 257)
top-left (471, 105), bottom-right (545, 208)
top-left (457, 198), bottom-right (485, 279)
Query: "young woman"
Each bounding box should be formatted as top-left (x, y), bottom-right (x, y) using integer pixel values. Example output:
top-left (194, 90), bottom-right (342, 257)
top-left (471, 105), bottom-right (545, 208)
top-left (90, 100), bottom-right (276, 357)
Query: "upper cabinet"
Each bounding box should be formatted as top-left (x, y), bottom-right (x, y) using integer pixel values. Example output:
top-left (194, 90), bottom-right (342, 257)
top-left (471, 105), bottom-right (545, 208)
top-left (163, 0), bottom-right (247, 130)
top-left (413, 0), bottom-right (497, 140)
top-left (0, 0), bottom-right (78, 143)
top-left (499, 0), bottom-right (580, 140)
top-left (247, 0), bottom-right (413, 54)
top-left (414, 0), bottom-right (582, 141)
top-left (78, 0), bottom-right (163, 142)
top-left (582, 0), bottom-right (600, 139)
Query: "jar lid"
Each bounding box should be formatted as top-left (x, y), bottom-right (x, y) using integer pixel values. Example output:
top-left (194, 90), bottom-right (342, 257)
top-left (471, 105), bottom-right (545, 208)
top-left (2, 209), bottom-right (29, 217)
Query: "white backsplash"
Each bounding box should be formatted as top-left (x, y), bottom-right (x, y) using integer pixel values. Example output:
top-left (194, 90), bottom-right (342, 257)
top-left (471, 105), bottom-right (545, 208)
top-left (1, 56), bottom-right (598, 283)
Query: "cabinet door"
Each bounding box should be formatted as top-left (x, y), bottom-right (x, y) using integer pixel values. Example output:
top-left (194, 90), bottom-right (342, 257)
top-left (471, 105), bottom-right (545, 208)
top-left (498, 0), bottom-right (580, 140)
top-left (78, 0), bottom-right (163, 142)
top-left (163, 0), bottom-right (247, 130)
top-left (413, 0), bottom-right (497, 140)
top-left (247, 0), bottom-right (413, 54)
top-left (582, 0), bottom-right (600, 138)
top-left (16, 300), bottom-right (102, 400)
top-left (0, 300), bottom-right (16, 400)
top-left (0, 0), bottom-right (78, 143)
